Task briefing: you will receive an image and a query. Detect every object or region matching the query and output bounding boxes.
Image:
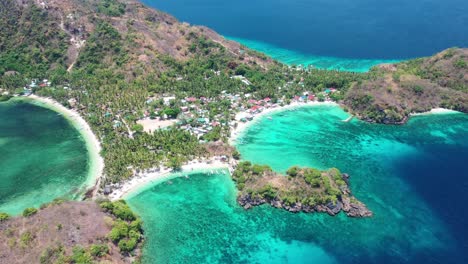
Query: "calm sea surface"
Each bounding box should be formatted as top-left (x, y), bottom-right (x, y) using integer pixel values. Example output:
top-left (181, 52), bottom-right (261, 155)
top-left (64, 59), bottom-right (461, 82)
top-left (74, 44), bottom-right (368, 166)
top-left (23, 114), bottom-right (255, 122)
top-left (128, 106), bottom-right (468, 263)
top-left (0, 101), bottom-right (90, 215)
top-left (142, 0), bottom-right (468, 70)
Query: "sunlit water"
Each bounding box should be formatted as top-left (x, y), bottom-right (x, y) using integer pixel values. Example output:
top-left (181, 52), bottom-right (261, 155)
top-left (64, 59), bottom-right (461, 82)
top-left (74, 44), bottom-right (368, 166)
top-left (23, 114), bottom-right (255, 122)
top-left (0, 100), bottom-right (90, 215)
top-left (142, 0), bottom-right (468, 71)
top-left (128, 105), bottom-right (468, 263)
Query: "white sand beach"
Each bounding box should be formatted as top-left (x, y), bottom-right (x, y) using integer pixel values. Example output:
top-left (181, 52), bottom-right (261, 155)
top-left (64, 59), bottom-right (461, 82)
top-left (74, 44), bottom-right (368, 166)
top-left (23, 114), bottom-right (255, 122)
top-left (109, 157), bottom-right (231, 200)
top-left (230, 100), bottom-right (338, 144)
top-left (25, 95), bottom-right (104, 191)
top-left (411, 108), bottom-right (460, 116)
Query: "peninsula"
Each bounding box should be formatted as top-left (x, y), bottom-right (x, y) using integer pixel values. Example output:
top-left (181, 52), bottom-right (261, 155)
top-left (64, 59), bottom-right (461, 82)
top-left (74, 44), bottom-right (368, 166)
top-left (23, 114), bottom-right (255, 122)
top-left (0, 199), bottom-right (143, 263)
top-left (0, 0), bottom-right (466, 210)
top-left (0, 0), bottom-right (467, 262)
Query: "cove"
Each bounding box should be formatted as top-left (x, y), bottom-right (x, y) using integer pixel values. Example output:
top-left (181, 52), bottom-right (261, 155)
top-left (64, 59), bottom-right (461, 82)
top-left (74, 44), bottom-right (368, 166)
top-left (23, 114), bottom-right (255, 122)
top-left (128, 105), bottom-right (468, 263)
top-left (141, 0), bottom-right (468, 71)
top-left (0, 100), bottom-right (91, 215)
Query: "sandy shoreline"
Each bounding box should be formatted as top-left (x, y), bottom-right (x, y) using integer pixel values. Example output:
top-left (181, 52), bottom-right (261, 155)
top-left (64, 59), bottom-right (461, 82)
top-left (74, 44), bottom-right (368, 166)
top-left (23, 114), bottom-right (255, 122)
top-left (230, 100), bottom-right (339, 144)
top-left (110, 157), bottom-right (231, 200)
top-left (411, 108), bottom-right (460, 116)
top-left (10, 95), bottom-right (460, 200)
top-left (17, 95), bottom-right (104, 193)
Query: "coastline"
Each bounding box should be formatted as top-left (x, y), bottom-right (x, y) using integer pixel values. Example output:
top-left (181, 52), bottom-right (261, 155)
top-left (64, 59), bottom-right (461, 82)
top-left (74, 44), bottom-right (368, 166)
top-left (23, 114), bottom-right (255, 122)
top-left (111, 157), bottom-right (231, 200)
top-left (410, 108), bottom-right (460, 116)
top-left (14, 95), bottom-right (104, 195)
top-left (229, 101), bottom-right (339, 144)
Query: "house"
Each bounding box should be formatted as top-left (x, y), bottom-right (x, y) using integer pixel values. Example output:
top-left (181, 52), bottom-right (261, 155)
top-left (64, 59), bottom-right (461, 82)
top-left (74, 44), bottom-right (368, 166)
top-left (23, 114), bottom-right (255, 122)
top-left (248, 99), bottom-right (257, 105)
top-left (104, 185), bottom-right (112, 195)
top-left (250, 105), bottom-right (261, 113)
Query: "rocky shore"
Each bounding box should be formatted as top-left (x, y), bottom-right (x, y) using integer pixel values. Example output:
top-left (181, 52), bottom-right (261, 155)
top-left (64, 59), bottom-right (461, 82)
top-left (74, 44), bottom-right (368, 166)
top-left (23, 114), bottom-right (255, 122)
top-left (238, 189), bottom-right (372, 217)
top-left (233, 164), bottom-right (373, 218)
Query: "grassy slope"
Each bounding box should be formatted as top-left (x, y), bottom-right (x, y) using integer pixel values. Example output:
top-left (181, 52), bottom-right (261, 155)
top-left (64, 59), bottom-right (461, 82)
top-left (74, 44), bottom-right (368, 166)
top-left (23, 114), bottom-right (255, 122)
top-left (345, 48), bottom-right (467, 123)
top-left (0, 200), bottom-right (143, 264)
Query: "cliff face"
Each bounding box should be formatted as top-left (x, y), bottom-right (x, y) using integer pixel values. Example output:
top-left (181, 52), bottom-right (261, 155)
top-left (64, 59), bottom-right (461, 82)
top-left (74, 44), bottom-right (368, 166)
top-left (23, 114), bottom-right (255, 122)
top-left (344, 48), bottom-right (467, 124)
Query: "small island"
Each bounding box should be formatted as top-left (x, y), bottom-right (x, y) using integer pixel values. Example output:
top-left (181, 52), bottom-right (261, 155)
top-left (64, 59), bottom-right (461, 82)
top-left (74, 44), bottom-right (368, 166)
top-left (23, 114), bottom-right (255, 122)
top-left (232, 162), bottom-right (372, 217)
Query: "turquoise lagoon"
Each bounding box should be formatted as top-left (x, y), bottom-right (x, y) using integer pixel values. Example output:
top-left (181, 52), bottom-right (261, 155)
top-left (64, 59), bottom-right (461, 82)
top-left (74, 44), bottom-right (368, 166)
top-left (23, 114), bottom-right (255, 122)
top-left (128, 105), bottom-right (468, 263)
top-left (0, 100), bottom-right (91, 215)
top-left (226, 36), bottom-right (399, 72)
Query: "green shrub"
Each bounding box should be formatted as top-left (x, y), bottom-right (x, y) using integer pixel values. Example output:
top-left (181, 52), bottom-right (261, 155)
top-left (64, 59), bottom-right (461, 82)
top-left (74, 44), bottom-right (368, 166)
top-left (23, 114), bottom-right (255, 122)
top-left (111, 201), bottom-right (136, 221)
top-left (100, 200), bottom-right (136, 221)
top-left (89, 243), bottom-right (109, 257)
top-left (0, 212), bottom-right (10, 222)
top-left (258, 184), bottom-right (277, 199)
top-left (118, 238), bottom-right (138, 253)
top-left (70, 246), bottom-right (93, 264)
top-left (282, 195), bottom-right (297, 206)
top-left (251, 164), bottom-right (265, 175)
top-left (109, 221), bottom-right (129, 242)
top-left (412, 85), bottom-right (424, 95)
top-left (286, 166), bottom-right (299, 177)
top-left (129, 218), bottom-right (143, 232)
top-left (453, 59), bottom-right (467, 69)
top-left (97, 0), bottom-right (126, 17)
top-left (22, 207), bottom-right (38, 217)
top-left (232, 150), bottom-right (241, 160)
top-left (20, 231), bottom-right (34, 246)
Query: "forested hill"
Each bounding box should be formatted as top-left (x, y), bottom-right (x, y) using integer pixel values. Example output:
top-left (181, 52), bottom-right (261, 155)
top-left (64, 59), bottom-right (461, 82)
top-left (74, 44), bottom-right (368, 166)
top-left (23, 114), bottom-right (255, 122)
top-left (0, 0), bottom-right (466, 184)
top-left (345, 48), bottom-right (468, 123)
top-left (0, 0), bottom-right (273, 78)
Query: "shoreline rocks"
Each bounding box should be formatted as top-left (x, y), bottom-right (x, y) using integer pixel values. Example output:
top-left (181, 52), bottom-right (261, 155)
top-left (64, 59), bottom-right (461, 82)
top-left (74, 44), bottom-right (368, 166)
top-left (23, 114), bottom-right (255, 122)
top-left (237, 194), bottom-right (372, 217)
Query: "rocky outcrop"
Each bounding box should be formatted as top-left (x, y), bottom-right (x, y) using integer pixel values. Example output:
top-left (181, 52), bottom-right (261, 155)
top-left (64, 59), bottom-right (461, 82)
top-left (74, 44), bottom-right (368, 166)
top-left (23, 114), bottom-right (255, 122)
top-left (238, 188), bottom-right (373, 218)
top-left (234, 163), bottom-right (373, 218)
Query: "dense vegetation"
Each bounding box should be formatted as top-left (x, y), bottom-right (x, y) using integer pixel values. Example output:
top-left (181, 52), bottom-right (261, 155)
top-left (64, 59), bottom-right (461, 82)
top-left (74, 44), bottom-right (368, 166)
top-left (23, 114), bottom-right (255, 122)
top-left (0, 200), bottom-right (143, 263)
top-left (0, 0), bottom-right (466, 185)
top-left (99, 200), bottom-right (144, 255)
top-left (232, 162), bottom-right (372, 217)
top-left (0, 1), bottom-right (68, 77)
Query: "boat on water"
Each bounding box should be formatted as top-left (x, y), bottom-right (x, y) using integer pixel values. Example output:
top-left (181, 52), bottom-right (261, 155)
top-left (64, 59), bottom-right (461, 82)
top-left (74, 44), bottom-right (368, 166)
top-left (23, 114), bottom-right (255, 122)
top-left (267, 116), bottom-right (272, 120)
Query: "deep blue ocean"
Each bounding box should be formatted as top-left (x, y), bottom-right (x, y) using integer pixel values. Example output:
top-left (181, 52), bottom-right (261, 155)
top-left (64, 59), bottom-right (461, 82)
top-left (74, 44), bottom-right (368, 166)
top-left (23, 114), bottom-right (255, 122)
top-left (142, 0), bottom-right (468, 70)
